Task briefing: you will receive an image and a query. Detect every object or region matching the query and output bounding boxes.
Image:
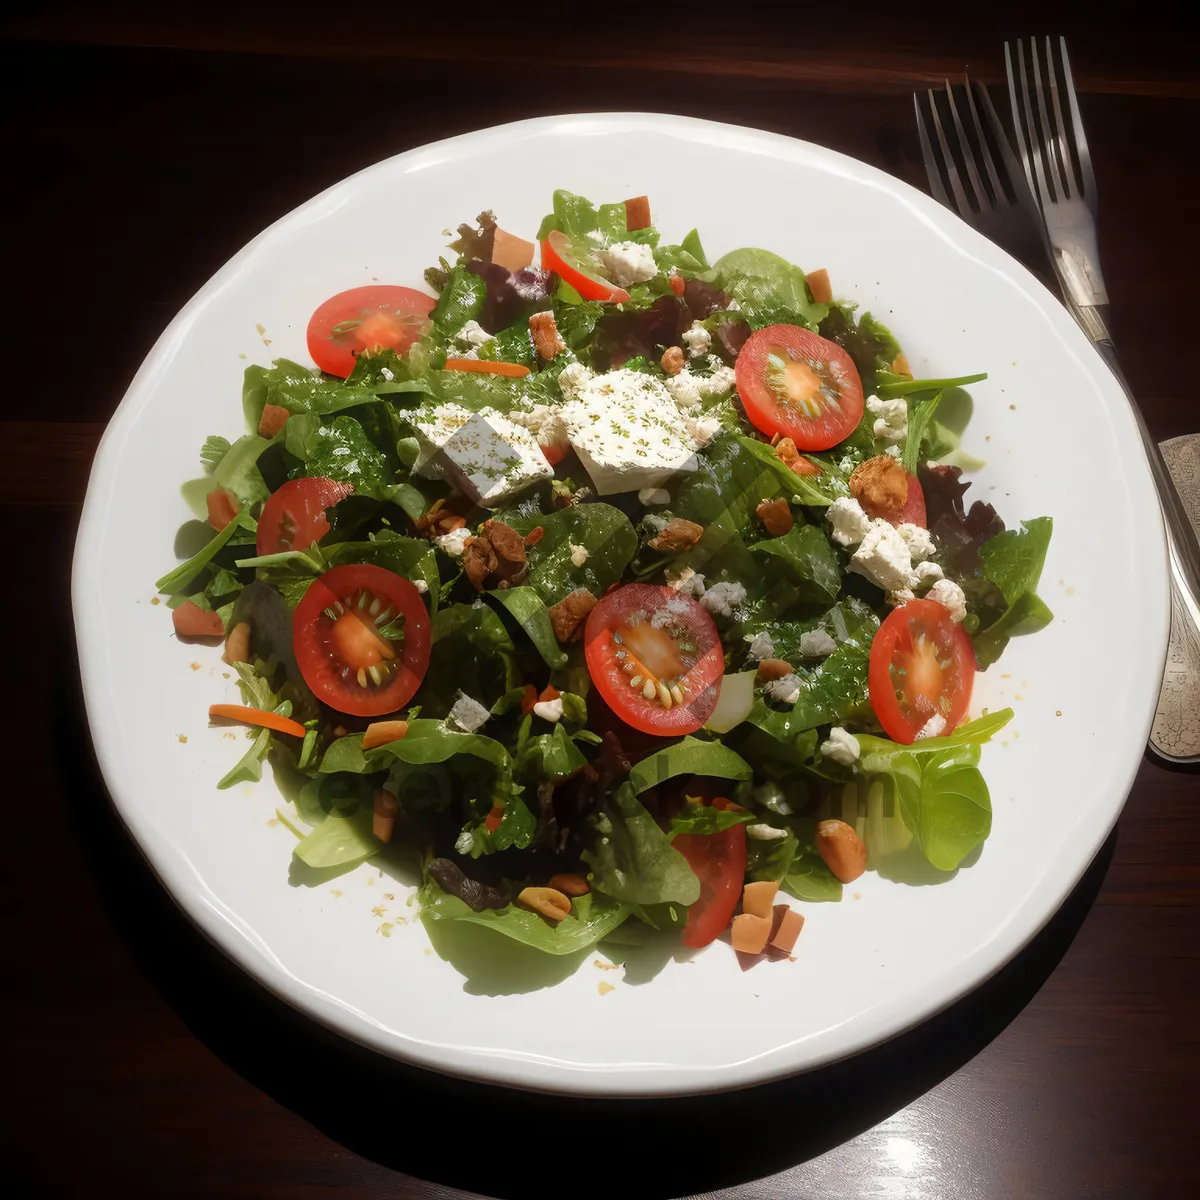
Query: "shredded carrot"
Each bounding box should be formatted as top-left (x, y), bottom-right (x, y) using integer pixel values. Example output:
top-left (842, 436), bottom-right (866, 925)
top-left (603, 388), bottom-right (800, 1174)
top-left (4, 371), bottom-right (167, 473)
top-left (669, 275), bottom-right (686, 297)
top-left (484, 803), bottom-right (505, 833)
top-left (538, 684), bottom-right (561, 703)
top-left (206, 488), bottom-right (241, 530)
top-left (443, 358), bottom-right (530, 378)
top-left (208, 704), bottom-right (306, 738)
top-left (519, 684), bottom-right (539, 715)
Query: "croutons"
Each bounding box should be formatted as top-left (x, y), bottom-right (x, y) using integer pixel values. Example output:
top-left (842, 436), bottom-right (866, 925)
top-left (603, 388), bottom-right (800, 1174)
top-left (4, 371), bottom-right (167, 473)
top-left (624, 195), bottom-right (652, 231)
top-left (806, 267), bottom-right (832, 304)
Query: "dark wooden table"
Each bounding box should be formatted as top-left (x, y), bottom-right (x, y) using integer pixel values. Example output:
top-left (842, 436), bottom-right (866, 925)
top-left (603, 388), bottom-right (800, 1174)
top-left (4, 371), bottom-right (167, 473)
top-left (4, 6), bottom-right (1198, 1197)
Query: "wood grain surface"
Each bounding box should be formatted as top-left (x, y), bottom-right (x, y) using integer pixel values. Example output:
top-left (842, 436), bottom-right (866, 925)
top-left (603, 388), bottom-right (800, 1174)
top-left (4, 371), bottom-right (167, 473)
top-left (3, 5), bottom-right (1197, 1197)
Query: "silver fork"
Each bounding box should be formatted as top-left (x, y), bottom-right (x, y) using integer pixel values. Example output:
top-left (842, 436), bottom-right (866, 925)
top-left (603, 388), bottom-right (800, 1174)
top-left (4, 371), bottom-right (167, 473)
top-left (1006, 36), bottom-right (1200, 689)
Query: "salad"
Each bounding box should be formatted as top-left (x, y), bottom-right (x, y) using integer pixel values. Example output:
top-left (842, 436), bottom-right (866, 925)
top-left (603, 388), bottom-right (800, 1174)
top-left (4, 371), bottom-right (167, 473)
top-left (159, 189), bottom-right (1053, 962)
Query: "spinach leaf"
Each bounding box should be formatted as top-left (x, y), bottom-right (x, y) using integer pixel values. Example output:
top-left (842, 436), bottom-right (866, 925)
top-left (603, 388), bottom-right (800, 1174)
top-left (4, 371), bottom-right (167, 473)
top-left (709, 248), bottom-right (828, 330)
top-left (413, 603), bottom-right (518, 719)
top-left (432, 261), bottom-right (486, 335)
top-left (673, 435), bottom-right (785, 531)
top-left (326, 530), bottom-right (440, 608)
top-left (506, 503), bottom-right (638, 605)
top-left (156, 511), bottom-right (256, 594)
top-left (538, 188), bottom-right (601, 240)
top-left (293, 806), bottom-right (380, 870)
top-left (584, 783), bottom-right (700, 907)
top-left (420, 882), bottom-right (631, 956)
top-left (877, 373), bottom-right (987, 399)
top-left (485, 586), bottom-right (569, 667)
top-left (973, 592), bottom-right (1055, 669)
top-left (818, 305), bottom-right (901, 393)
top-left (213, 433), bottom-right (273, 507)
top-left (973, 518), bottom-right (1054, 668)
top-left (319, 719), bottom-right (512, 775)
top-left (669, 805), bottom-right (754, 836)
top-left (734, 435), bottom-right (835, 507)
top-left (748, 524), bottom-right (842, 604)
top-left (302, 415), bottom-right (392, 499)
top-left (243, 360), bottom-right (389, 430)
top-left (629, 737), bottom-right (754, 794)
top-left (515, 723), bottom-right (588, 781)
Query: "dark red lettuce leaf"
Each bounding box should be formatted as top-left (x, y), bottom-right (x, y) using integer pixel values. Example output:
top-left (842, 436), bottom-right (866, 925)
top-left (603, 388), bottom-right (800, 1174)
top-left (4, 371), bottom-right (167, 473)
top-left (449, 211), bottom-right (497, 261)
top-left (683, 277), bottom-right (729, 319)
top-left (467, 262), bottom-right (558, 334)
top-left (594, 295), bottom-right (689, 369)
top-left (716, 319), bottom-right (752, 359)
top-left (919, 463), bottom-right (1005, 575)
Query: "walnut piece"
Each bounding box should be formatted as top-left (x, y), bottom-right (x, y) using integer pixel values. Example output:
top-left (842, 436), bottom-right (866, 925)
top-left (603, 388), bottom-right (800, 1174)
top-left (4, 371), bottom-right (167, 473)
top-left (756, 657), bottom-right (795, 683)
top-left (660, 346), bottom-right (685, 376)
top-left (756, 498), bottom-right (793, 537)
top-left (549, 588), bottom-right (598, 643)
top-left (462, 536), bottom-right (499, 590)
top-left (462, 520), bottom-right (527, 591)
top-left (647, 517), bottom-right (704, 552)
top-left (529, 311), bottom-right (565, 360)
top-left (849, 454), bottom-right (909, 522)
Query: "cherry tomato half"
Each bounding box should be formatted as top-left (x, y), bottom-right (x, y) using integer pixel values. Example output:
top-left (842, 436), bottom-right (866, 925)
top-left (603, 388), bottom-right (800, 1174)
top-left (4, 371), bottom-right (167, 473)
top-left (673, 798), bottom-right (747, 949)
top-left (868, 598), bottom-right (975, 743)
top-left (736, 324), bottom-right (865, 451)
top-left (583, 584), bottom-right (723, 737)
top-left (256, 478), bottom-right (354, 557)
top-left (895, 474), bottom-right (927, 527)
top-left (540, 230), bottom-right (631, 304)
top-left (294, 564), bottom-right (431, 717)
top-left (306, 285), bottom-right (436, 378)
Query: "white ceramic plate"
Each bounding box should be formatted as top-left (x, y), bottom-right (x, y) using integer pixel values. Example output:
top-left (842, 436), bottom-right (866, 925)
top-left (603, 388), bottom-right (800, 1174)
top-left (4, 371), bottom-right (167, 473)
top-left (73, 113), bottom-right (1168, 1097)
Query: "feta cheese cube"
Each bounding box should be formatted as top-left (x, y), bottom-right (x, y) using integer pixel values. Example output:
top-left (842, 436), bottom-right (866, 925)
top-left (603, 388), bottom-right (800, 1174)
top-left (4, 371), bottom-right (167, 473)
top-left (411, 402), bottom-right (473, 479)
top-left (898, 522), bottom-right (936, 562)
top-left (455, 320), bottom-right (494, 351)
top-left (699, 580), bottom-right (747, 617)
top-left (682, 321), bottom-right (712, 358)
top-left (421, 406), bottom-right (552, 507)
top-left (447, 692), bottom-right (490, 733)
top-left (826, 497), bottom-right (871, 547)
top-left (557, 361), bottom-right (594, 400)
top-left (927, 578), bottom-right (968, 623)
top-left (598, 240), bottom-right (657, 287)
top-left (745, 630), bottom-right (775, 661)
top-left (915, 560), bottom-right (944, 586)
top-left (848, 520), bottom-right (919, 593)
top-left (560, 369), bottom-right (700, 494)
top-left (820, 726), bottom-right (861, 765)
top-left (764, 673), bottom-right (803, 705)
top-left (868, 395), bottom-right (908, 444)
top-left (798, 628), bottom-right (837, 658)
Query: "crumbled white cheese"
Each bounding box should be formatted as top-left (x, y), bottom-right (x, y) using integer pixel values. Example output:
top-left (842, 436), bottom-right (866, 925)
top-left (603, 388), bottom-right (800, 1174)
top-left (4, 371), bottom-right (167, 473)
top-left (764, 673), bottom-right (803, 705)
top-left (598, 240), bottom-right (658, 287)
top-left (914, 713), bottom-right (946, 741)
top-left (848, 520), bottom-right (919, 593)
top-left (379, 366), bottom-right (395, 382)
top-left (898, 522), bottom-right (936, 562)
top-left (413, 579), bottom-right (429, 594)
top-left (455, 320), bottom-right (494, 351)
top-left (684, 415), bottom-right (722, 448)
top-left (820, 726), bottom-right (861, 765)
top-left (885, 444), bottom-right (902, 459)
top-left (668, 566), bottom-right (705, 595)
top-left (798, 628), bottom-right (837, 658)
top-left (429, 406), bottom-right (553, 507)
top-left (915, 560), bottom-right (944, 586)
top-left (927, 578), bottom-right (968, 623)
top-left (569, 543), bottom-right (589, 568)
top-left (886, 588), bottom-right (916, 607)
top-left (826, 497), bottom-right (872, 547)
top-left (559, 369), bottom-right (700, 494)
top-left (754, 780), bottom-right (793, 815)
top-left (665, 363), bottom-right (736, 411)
top-left (682, 321), bottom-right (712, 358)
top-left (447, 692), bottom-right (490, 733)
top-left (746, 823), bottom-right (789, 841)
top-left (557, 361), bottom-right (594, 400)
top-left (411, 402), bottom-right (473, 478)
top-left (532, 696), bottom-right (564, 723)
top-left (699, 580), bottom-right (746, 617)
top-left (638, 487), bottom-right (671, 506)
top-left (868, 395), bottom-right (908, 444)
top-left (434, 526), bottom-right (473, 557)
top-left (745, 630), bottom-right (775, 661)
top-left (705, 364), bottom-right (737, 395)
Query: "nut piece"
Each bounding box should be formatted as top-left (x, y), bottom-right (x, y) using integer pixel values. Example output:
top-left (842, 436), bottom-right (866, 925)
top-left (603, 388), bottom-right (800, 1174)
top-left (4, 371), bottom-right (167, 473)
top-left (660, 346), bottom-right (686, 375)
top-left (756, 658), bottom-right (795, 683)
top-left (462, 535), bottom-right (499, 590)
top-left (529, 311), bottom-right (565, 360)
top-left (742, 880), bottom-right (779, 920)
top-left (372, 788), bottom-right (398, 844)
top-left (768, 904), bottom-right (805, 953)
top-left (362, 720), bottom-right (408, 750)
top-left (647, 517), bottom-right (704, 553)
top-left (462, 520), bottom-right (528, 590)
top-left (548, 872), bottom-right (590, 897)
top-left (774, 437), bottom-right (811, 476)
top-left (731, 912), bottom-right (772, 955)
top-left (849, 455), bottom-right (909, 522)
top-left (414, 498), bottom-right (467, 538)
top-left (518, 885), bottom-right (572, 924)
top-left (222, 621), bottom-right (251, 666)
top-left (806, 267), bottom-right (832, 304)
top-left (756, 497), bottom-right (794, 537)
top-left (624, 195), bottom-right (652, 231)
top-left (549, 588), bottom-right (598, 643)
top-left (815, 819), bottom-right (867, 883)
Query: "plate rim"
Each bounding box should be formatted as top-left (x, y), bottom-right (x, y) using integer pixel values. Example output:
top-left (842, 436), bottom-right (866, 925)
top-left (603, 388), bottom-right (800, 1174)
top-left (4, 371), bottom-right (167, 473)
top-left (71, 111), bottom-right (1169, 1097)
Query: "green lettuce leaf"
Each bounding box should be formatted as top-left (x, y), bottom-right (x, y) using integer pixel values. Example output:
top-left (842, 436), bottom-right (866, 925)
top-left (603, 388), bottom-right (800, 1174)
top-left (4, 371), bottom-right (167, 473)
top-left (748, 524), bottom-right (842, 604)
top-left (629, 737), bottom-right (754, 794)
top-left (293, 805), bottom-right (380, 869)
top-left (485, 586), bottom-right (568, 668)
top-left (877, 373), bottom-right (987, 399)
top-left (709, 248), bottom-right (828, 329)
top-left (972, 518), bottom-right (1054, 669)
top-left (669, 805), bottom-right (754, 836)
top-left (156, 510), bottom-right (256, 594)
top-left (432, 262), bottom-right (486, 335)
top-left (301, 415), bottom-right (393, 499)
top-left (319, 718), bottom-right (511, 775)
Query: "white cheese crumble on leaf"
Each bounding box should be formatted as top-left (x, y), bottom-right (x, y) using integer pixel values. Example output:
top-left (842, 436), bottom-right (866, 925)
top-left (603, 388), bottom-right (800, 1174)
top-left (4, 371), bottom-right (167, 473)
top-left (764, 673), bottom-right (803, 705)
top-left (867, 395), bottom-right (908, 444)
top-left (826, 497), bottom-right (872, 547)
top-left (820, 726), bottom-right (861, 765)
top-left (848, 520), bottom-right (919, 593)
top-left (798, 628), bottom-right (837, 657)
top-left (927, 578), bottom-right (968, 623)
top-left (682, 321), bottom-right (712, 358)
top-left (699, 580), bottom-right (746, 617)
top-left (532, 697), bottom-right (564, 723)
top-left (598, 240), bottom-right (657, 287)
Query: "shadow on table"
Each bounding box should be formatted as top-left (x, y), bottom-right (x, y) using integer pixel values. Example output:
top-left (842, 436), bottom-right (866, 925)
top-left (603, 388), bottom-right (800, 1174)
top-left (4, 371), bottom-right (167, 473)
top-left (59, 673), bottom-right (1115, 1200)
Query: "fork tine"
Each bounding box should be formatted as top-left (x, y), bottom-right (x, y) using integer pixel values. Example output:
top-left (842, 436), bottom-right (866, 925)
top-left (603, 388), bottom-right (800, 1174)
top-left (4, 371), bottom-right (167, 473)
top-left (927, 88), bottom-right (972, 216)
top-left (1043, 36), bottom-right (1075, 200)
top-left (963, 79), bottom-right (1007, 204)
top-left (914, 92), bottom-right (950, 207)
top-left (1057, 35), bottom-right (1097, 201)
top-left (1030, 37), bottom-right (1068, 202)
top-left (1006, 39), bottom-right (1050, 207)
top-left (944, 81), bottom-right (985, 209)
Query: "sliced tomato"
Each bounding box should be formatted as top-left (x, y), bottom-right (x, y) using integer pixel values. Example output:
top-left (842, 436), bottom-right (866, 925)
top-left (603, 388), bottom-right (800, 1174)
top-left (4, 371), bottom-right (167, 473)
top-left (256, 478), bottom-right (354, 557)
top-left (868, 598), bottom-right (975, 743)
top-left (894, 474), bottom-right (927, 527)
top-left (206, 488), bottom-right (240, 531)
top-left (736, 324), bottom-right (865, 450)
top-left (673, 798), bottom-right (747, 949)
top-left (540, 230), bottom-right (630, 304)
top-left (294, 564), bottom-right (431, 717)
top-left (583, 584), bottom-right (723, 736)
top-left (306, 285), bottom-right (436, 378)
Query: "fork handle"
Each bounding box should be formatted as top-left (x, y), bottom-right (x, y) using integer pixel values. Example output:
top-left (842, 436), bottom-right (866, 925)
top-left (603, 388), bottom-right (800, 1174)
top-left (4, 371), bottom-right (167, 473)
top-left (1074, 303), bottom-right (1200, 628)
